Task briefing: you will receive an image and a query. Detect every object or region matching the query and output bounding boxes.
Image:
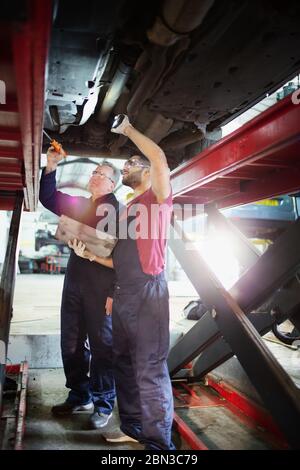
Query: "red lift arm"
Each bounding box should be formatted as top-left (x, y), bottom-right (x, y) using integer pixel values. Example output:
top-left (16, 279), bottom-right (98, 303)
top-left (171, 94), bottom-right (300, 209)
top-left (0, 0), bottom-right (52, 211)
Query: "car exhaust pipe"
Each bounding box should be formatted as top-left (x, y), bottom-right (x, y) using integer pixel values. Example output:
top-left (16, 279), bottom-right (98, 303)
top-left (147, 0), bottom-right (215, 46)
top-left (97, 62), bottom-right (131, 124)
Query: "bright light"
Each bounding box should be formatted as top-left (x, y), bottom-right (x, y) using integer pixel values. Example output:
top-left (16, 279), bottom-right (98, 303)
top-left (199, 231), bottom-right (240, 289)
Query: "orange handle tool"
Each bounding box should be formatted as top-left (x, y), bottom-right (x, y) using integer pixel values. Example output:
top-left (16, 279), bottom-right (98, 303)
top-left (43, 130), bottom-right (67, 158)
top-left (51, 138), bottom-right (67, 157)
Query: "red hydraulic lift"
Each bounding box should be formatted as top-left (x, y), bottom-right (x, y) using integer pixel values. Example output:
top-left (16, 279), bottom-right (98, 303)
top-left (0, 0), bottom-right (52, 449)
top-left (0, 0), bottom-right (52, 211)
top-left (169, 91), bottom-right (300, 450)
top-left (171, 94), bottom-right (300, 209)
top-left (0, 1), bottom-right (300, 450)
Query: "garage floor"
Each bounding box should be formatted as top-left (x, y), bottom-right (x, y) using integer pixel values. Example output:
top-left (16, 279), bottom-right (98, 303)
top-left (11, 274), bottom-right (197, 335)
top-left (9, 274), bottom-right (300, 450)
top-left (23, 368), bottom-right (144, 451)
top-left (176, 406), bottom-right (275, 450)
top-left (24, 368), bottom-right (284, 451)
top-left (12, 274), bottom-right (194, 450)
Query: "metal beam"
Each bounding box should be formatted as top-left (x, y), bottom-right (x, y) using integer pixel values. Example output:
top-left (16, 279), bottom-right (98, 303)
top-left (231, 219), bottom-right (300, 314)
top-left (0, 96), bottom-right (18, 114)
top-left (217, 166), bottom-right (300, 209)
top-left (0, 163), bottom-right (22, 175)
top-left (171, 95), bottom-right (300, 208)
top-left (168, 220), bottom-right (300, 377)
top-left (11, 0), bottom-right (52, 211)
top-left (0, 148), bottom-right (22, 159)
top-left (192, 280), bottom-right (300, 380)
top-left (0, 128), bottom-right (21, 142)
top-left (170, 311), bottom-right (274, 379)
top-left (0, 177), bottom-right (22, 183)
top-left (0, 192), bottom-right (23, 413)
top-left (168, 311), bottom-right (220, 375)
top-left (32, 0), bottom-right (52, 208)
top-left (0, 191), bottom-right (16, 210)
top-left (12, 17), bottom-right (34, 211)
top-left (192, 310), bottom-right (296, 380)
top-left (248, 160), bottom-right (293, 169)
top-left (169, 220), bottom-right (300, 448)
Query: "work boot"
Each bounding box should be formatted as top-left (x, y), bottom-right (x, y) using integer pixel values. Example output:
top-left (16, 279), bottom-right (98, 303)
top-left (51, 401), bottom-right (93, 416)
top-left (89, 411), bottom-right (112, 429)
top-left (101, 430), bottom-right (138, 443)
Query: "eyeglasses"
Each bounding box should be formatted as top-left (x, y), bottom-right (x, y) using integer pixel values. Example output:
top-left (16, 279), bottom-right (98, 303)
top-left (91, 170), bottom-right (114, 184)
top-left (122, 159), bottom-right (150, 172)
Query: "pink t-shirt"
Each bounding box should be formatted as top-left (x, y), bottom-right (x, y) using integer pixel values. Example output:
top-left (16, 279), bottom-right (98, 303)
top-left (127, 187), bottom-right (173, 276)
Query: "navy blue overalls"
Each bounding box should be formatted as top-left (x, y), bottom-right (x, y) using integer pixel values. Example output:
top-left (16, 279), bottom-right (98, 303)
top-left (39, 169), bottom-right (118, 414)
top-left (112, 188), bottom-right (175, 450)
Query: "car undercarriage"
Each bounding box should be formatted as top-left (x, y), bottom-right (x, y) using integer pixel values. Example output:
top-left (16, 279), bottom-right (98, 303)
top-left (43, 0), bottom-right (300, 167)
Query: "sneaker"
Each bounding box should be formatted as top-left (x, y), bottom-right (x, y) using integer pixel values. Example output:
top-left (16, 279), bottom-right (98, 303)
top-left (101, 430), bottom-right (138, 443)
top-left (51, 401), bottom-right (93, 415)
top-left (89, 411), bottom-right (112, 429)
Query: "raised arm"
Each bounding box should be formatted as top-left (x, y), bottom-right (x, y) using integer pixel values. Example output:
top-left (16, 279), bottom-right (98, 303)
top-left (39, 146), bottom-right (86, 217)
top-left (45, 145), bottom-right (65, 175)
top-left (112, 115), bottom-right (171, 203)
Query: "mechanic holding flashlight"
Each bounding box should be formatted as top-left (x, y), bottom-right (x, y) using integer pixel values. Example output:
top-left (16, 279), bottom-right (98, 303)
top-left (72, 115), bottom-right (175, 450)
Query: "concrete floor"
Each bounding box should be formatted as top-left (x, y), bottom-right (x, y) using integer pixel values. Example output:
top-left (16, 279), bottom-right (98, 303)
top-left (11, 274), bottom-right (197, 335)
top-left (12, 274), bottom-right (194, 450)
top-left (176, 407), bottom-right (275, 450)
top-left (24, 368), bottom-right (144, 451)
top-left (9, 274), bottom-right (300, 450)
top-left (11, 274), bottom-right (63, 335)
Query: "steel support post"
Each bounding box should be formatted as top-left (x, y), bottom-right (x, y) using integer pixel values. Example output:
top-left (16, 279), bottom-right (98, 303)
top-left (168, 219), bottom-right (300, 375)
top-left (0, 192), bottom-right (23, 413)
top-left (169, 219), bottom-right (300, 448)
top-left (169, 218), bottom-right (300, 377)
top-left (169, 206), bottom-right (290, 377)
top-left (168, 309), bottom-right (275, 378)
top-left (191, 207), bottom-right (300, 378)
top-left (192, 265), bottom-right (300, 379)
top-left (168, 311), bottom-right (220, 375)
top-left (231, 219), bottom-right (300, 314)
top-left (192, 304), bottom-right (300, 380)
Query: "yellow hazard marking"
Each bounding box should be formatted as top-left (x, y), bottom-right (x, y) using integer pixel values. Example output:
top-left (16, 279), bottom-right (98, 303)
top-left (256, 199), bottom-right (280, 207)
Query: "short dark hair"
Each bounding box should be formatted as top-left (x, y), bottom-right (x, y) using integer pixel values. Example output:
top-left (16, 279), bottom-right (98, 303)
top-left (134, 155), bottom-right (150, 167)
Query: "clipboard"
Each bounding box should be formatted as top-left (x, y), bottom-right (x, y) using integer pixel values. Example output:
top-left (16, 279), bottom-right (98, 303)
top-left (55, 214), bottom-right (117, 258)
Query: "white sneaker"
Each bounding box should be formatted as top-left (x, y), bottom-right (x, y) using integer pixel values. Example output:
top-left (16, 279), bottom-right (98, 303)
top-left (51, 401), bottom-right (93, 415)
top-left (102, 430), bottom-right (138, 443)
top-left (89, 411), bottom-right (112, 429)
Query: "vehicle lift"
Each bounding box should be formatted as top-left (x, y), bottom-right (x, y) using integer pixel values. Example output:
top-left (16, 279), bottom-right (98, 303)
top-left (0, 0), bottom-right (52, 448)
top-left (0, 0), bottom-right (300, 450)
top-left (169, 95), bottom-right (300, 450)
